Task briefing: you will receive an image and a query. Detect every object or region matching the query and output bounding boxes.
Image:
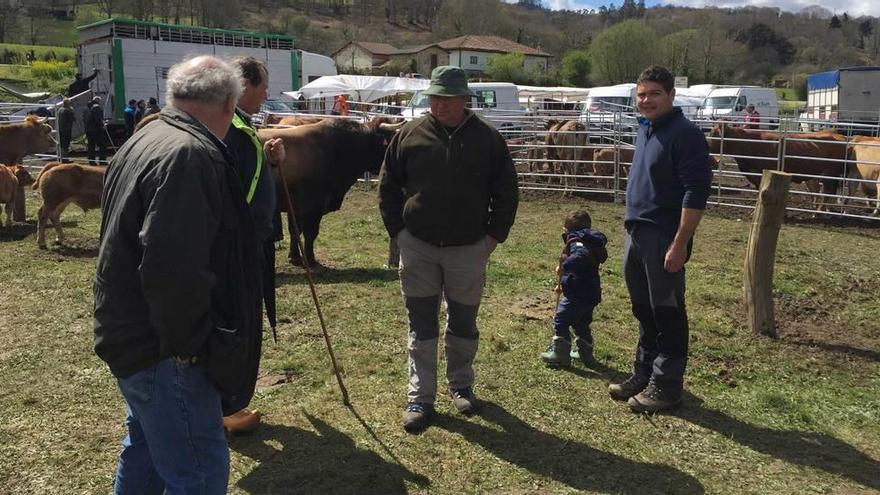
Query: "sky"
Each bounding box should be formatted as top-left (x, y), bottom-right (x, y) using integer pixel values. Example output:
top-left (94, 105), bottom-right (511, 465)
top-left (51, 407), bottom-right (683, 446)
top-left (502, 0), bottom-right (880, 17)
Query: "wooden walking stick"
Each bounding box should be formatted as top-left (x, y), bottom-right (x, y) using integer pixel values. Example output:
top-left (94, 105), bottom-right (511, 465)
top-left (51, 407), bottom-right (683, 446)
top-left (275, 161), bottom-right (351, 406)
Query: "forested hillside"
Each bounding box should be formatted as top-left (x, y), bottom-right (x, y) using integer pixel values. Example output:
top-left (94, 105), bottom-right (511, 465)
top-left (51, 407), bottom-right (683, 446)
top-left (3, 0), bottom-right (879, 92)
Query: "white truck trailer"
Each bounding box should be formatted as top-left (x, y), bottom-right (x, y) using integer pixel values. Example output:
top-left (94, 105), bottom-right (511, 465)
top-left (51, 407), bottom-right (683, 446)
top-left (75, 18), bottom-right (300, 133)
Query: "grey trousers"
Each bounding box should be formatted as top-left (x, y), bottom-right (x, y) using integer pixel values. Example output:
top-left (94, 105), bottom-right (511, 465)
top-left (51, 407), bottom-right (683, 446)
top-left (397, 229), bottom-right (489, 404)
top-left (623, 223), bottom-right (690, 387)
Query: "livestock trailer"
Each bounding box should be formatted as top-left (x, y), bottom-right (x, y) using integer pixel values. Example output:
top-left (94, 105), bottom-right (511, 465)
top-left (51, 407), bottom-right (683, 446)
top-left (75, 18), bottom-right (297, 131)
top-left (805, 66), bottom-right (880, 134)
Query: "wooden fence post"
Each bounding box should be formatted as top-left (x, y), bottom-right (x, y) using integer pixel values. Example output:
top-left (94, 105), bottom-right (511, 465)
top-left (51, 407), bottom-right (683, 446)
top-left (744, 170), bottom-right (792, 337)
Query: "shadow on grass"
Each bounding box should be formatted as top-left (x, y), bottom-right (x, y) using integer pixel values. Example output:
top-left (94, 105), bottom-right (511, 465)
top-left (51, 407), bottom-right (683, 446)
top-left (785, 339), bottom-right (880, 363)
top-left (673, 393), bottom-right (880, 491)
top-left (276, 266), bottom-right (398, 286)
top-left (0, 221), bottom-right (36, 241)
top-left (51, 244), bottom-right (99, 258)
top-left (231, 414), bottom-right (428, 494)
top-left (436, 401), bottom-right (705, 494)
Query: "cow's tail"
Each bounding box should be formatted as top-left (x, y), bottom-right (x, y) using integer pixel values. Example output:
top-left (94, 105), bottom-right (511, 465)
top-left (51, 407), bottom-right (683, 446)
top-left (31, 161), bottom-right (62, 190)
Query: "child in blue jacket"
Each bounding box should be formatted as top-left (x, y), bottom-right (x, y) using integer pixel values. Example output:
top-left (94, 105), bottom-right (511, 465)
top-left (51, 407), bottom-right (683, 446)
top-left (541, 210), bottom-right (608, 368)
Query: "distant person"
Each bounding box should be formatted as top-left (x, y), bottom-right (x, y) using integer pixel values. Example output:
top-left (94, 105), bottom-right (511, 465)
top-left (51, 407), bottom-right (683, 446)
top-left (144, 97), bottom-right (161, 118)
top-left (743, 103), bottom-right (760, 129)
top-left (85, 96), bottom-right (108, 165)
top-left (56, 98), bottom-right (75, 161)
top-left (297, 94), bottom-right (307, 111)
top-left (123, 99), bottom-right (137, 137)
top-left (540, 210), bottom-right (608, 368)
top-left (134, 99), bottom-right (146, 126)
top-left (67, 69), bottom-right (99, 97)
top-left (331, 94), bottom-right (348, 116)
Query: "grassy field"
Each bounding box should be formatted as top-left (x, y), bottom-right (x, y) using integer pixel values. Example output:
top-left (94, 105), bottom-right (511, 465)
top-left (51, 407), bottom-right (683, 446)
top-left (0, 187), bottom-right (878, 494)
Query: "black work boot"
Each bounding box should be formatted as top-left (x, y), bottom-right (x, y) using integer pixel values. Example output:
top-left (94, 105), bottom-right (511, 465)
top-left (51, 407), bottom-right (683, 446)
top-left (402, 402), bottom-right (434, 433)
top-left (628, 379), bottom-right (683, 413)
top-left (449, 387), bottom-right (477, 415)
top-left (608, 374), bottom-right (649, 401)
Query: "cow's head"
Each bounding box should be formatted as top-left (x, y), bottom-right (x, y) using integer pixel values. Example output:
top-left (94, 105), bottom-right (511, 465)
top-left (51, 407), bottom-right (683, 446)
top-left (367, 118), bottom-right (405, 173)
top-left (8, 165), bottom-right (35, 187)
top-left (24, 115), bottom-right (56, 152)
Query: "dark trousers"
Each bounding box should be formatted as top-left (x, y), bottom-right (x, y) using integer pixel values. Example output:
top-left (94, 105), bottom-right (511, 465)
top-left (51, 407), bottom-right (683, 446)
top-left (59, 129), bottom-right (71, 154)
top-left (623, 223), bottom-right (689, 388)
top-left (553, 296), bottom-right (594, 344)
top-left (87, 130), bottom-right (108, 165)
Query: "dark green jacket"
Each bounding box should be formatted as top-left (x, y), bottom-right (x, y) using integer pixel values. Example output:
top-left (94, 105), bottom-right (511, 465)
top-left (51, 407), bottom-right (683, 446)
top-left (378, 110), bottom-right (519, 246)
top-left (94, 108), bottom-right (261, 385)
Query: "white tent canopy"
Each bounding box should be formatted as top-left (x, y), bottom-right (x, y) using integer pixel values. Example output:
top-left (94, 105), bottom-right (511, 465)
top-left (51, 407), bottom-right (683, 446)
top-left (516, 85), bottom-right (590, 102)
top-left (283, 74), bottom-right (430, 102)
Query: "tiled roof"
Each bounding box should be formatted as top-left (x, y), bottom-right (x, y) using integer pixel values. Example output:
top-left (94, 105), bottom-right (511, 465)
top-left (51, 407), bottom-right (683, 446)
top-left (353, 41), bottom-right (399, 55)
top-left (437, 35), bottom-right (551, 57)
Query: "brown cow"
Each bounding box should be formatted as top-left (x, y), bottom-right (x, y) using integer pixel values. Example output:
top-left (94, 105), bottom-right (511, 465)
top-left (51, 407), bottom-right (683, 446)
top-left (32, 162), bottom-right (105, 248)
top-left (258, 117), bottom-right (402, 266)
top-left (0, 165), bottom-right (35, 226)
top-left (848, 135), bottom-right (880, 215)
top-left (273, 115), bottom-right (327, 127)
top-left (708, 124), bottom-right (848, 211)
top-left (546, 119), bottom-right (589, 192)
top-left (0, 116), bottom-right (56, 165)
top-left (591, 147), bottom-right (634, 189)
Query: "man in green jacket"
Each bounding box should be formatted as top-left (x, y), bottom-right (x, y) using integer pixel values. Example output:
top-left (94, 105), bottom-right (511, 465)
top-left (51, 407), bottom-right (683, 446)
top-left (379, 65), bottom-right (519, 433)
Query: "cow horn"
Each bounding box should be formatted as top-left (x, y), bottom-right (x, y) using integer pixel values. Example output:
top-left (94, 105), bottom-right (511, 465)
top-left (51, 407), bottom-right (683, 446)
top-left (38, 117), bottom-right (49, 124)
top-left (379, 121), bottom-right (406, 131)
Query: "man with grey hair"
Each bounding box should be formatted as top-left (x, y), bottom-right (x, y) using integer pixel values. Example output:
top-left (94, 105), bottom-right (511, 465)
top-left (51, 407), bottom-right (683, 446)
top-left (94, 55), bottom-right (262, 493)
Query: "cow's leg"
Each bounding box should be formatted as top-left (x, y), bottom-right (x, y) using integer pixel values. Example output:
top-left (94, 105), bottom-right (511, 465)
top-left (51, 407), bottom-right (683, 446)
top-left (873, 182), bottom-right (880, 216)
top-left (4, 202), bottom-right (11, 227)
top-left (51, 203), bottom-right (67, 246)
top-left (300, 213), bottom-right (322, 267)
top-left (37, 205), bottom-right (47, 249)
top-left (286, 212), bottom-right (304, 267)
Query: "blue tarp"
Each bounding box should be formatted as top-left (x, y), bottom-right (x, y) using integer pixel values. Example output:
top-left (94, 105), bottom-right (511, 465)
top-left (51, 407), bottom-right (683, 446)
top-left (808, 66), bottom-right (880, 91)
top-left (807, 70), bottom-right (839, 91)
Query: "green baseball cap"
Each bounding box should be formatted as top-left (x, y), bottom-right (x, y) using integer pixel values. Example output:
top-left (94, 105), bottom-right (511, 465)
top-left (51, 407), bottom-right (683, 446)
top-left (422, 65), bottom-right (475, 97)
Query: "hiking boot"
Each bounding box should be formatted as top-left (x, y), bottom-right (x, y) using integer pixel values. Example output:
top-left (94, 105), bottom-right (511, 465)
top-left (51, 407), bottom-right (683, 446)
top-left (540, 337), bottom-right (571, 368)
top-left (570, 337), bottom-right (597, 367)
top-left (608, 374), bottom-right (649, 401)
top-left (449, 387), bottom-right (477, 415)
top-left (402, 402), bottom-right (433, 433)
top-left (628, 380), bottom-right (683, 413)
top-left (223, 408), bottom-right (261, 436)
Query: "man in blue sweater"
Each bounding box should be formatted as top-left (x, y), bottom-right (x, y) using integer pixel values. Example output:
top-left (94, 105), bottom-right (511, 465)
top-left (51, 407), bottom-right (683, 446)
top-left (608, 65), bottom-right (712, 413)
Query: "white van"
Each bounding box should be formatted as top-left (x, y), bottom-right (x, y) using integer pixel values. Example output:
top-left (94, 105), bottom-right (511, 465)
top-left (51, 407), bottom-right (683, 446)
top-left (401, 82), bottom-right (524, 126)
top-left (697, 87), bottom-right (778, 128)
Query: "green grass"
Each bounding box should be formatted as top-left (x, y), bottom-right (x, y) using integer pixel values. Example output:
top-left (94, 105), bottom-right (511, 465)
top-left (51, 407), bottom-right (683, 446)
top-left (775, 88), bottom-right (800, 101)
top-left (0, 187), bottom-right (878, 494)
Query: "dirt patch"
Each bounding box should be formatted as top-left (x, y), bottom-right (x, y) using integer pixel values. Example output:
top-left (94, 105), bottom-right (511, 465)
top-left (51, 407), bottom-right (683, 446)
top-left (510, 293), bottom-right (557, 322)
top-left (256, 369), bottom-right (298, 390)
top-left (774, 275), bottom-right (880, 363)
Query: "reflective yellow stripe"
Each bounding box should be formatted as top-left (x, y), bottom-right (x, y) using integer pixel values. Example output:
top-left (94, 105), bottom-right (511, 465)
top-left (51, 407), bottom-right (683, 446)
top-left (231, 113), bottom-right (263, 204)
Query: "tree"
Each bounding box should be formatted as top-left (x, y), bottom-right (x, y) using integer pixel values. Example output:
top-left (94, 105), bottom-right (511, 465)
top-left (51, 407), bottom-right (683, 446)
top-left (829, 15), bottom-right (842, 29)
top-left (485, 52), bottom-right (529, 84)
top-left (659, 29), bottom-right (698, 78)
top-left (560, 49), bottom-right (591, 87)
top-left (859, 19), bottom-right (873, 49)
top-left (0, 4), bottom-right (20, 43)
top-left (588, 19), bottom-right (656, 85)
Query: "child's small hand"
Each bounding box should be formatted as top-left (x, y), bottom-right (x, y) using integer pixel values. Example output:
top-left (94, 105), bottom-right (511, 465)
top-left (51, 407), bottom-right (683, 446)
top-left (554, 284), bottom-right (562, 294)
top-left (555, 265), bottom-right (562, 276)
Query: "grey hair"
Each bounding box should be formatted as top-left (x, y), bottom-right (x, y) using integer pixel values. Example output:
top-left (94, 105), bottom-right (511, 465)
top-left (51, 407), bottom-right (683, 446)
top-left (165, 55), bottom-right (243, 106)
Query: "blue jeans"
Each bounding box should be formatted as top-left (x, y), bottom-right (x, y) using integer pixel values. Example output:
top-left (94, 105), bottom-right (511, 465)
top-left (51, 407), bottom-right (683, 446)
top-left (113, 358), bottom-right (229, 495)
top-left (553, 296), bottom-right (594, 343)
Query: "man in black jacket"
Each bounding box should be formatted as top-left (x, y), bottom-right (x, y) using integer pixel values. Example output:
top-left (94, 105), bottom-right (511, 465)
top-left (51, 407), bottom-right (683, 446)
top-left (221, 56), bottom-right (285, 433)
top-left (379, 66), bottom-right (519, 433)
top-left (94, 55), bottom-right (261, 494)
top-left (85, 96), bottom-right (107, 165)
top-left (67, 69), bottom-right (98, 97)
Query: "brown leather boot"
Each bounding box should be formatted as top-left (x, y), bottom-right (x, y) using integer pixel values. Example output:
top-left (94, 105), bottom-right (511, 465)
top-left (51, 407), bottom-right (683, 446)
top-left (223, 408), bottom-right (261, 435)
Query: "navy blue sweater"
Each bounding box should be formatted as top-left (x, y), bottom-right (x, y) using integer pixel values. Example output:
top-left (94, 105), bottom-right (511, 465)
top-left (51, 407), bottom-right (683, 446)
top-left (224, 109), bottom-right (277, 243)
top-left (560, 228), bottom-right (608, 307)
top-left (625, 107), bottom-right (712, 236)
